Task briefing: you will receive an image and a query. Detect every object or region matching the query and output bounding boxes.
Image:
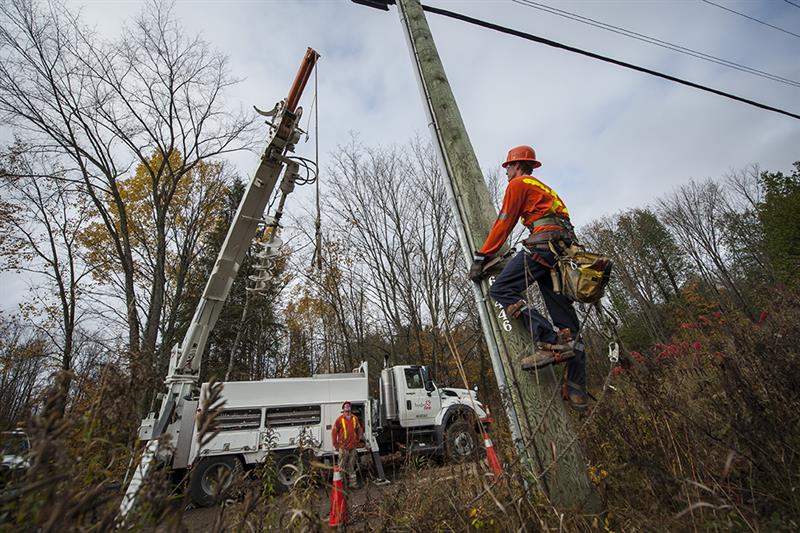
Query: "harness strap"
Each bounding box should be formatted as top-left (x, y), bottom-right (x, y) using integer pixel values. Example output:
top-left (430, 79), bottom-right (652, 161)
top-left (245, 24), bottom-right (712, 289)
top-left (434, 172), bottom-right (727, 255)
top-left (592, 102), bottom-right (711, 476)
top-left (523, 229), bottom-right (573, 250)
top-left (531, 215), bottom-right (572, 229)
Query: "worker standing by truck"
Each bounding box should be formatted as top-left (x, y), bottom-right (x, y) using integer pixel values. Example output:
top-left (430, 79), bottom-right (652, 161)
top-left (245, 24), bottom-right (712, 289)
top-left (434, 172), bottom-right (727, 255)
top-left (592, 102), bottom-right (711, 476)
top-left (331, 401), bottom-right (363, 487)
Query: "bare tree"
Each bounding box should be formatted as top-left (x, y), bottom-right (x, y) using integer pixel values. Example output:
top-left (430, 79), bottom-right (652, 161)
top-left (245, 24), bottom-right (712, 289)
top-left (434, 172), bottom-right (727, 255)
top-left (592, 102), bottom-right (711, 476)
top-left (0, 144), bottom-right (95, 404)
top-left (658, 180), bottom-right (754, 318)
top-left (0, 1), bottom-right (256, 377)
top-left (721, 165), bottom-right (775, 284)
top-left (287, 137), bottom-right (477, 383)
top-left (407, 138), bottom-right (472, 376)
top-left (0, 313), bottom-right (47, 427)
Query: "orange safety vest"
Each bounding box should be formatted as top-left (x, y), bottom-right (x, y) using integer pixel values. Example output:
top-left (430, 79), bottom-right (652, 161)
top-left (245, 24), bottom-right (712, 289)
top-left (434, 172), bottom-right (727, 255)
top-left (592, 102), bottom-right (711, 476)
top-left (340, 415), bottom-right (358, 440)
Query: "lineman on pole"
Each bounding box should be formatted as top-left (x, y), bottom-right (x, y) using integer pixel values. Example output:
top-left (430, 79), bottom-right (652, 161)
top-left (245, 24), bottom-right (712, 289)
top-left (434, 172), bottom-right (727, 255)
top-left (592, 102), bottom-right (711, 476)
top-left (469, 146), bottom-right (588, 410)
top-left (331, 401), bottom-right (364, 487)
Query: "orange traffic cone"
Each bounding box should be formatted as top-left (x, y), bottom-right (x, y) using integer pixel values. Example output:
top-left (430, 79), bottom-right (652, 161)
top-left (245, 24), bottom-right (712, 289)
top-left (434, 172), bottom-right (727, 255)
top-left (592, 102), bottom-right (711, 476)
top-left (484, 435), bottom-right (503, 477)
top-left (329, 464), bottom-right (348, 527)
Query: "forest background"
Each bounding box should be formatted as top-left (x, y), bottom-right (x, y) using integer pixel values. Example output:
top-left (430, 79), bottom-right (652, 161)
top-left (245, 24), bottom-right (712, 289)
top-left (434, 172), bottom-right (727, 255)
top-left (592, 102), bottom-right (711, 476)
top-left (0, 1), bottom-right (798, 530)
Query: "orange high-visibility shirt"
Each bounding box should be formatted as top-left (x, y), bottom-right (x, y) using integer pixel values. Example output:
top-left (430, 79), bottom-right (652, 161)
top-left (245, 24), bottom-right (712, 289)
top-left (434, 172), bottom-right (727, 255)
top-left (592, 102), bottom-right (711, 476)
top-left (331, 414), bottom-right (362, 450)
top-left (478, 175), bottom-right (571, 256)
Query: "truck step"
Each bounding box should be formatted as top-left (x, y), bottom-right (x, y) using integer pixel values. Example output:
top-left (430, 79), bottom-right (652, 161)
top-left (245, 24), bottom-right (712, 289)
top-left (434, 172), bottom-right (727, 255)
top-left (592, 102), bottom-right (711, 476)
top-left (409, 441), bottom-right (439, 454)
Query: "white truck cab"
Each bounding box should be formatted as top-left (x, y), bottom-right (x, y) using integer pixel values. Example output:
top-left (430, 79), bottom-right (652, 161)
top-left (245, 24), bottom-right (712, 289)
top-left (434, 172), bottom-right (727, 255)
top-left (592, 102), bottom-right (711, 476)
top-left (377, 365), bottom-right (490, 461)
top-left (1, 430), bottom-right (31, 485)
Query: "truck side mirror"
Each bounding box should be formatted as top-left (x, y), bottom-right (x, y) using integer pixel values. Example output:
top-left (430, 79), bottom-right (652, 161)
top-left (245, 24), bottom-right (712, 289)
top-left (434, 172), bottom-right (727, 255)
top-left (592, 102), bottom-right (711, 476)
top-left (421, 366), bottom-right (435, 392)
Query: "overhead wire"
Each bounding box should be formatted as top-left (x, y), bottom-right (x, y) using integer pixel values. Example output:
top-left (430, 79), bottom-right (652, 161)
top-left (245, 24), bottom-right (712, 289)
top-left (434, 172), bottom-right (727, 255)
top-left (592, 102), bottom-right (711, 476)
top-left (784, 0), bottom-right (800, 9)
top-left (511, 0), bottom-right (800, 88)
top-left (419, 3), bottom-right (800, 121)
top-left (700, 0), bottom-right (800, 40)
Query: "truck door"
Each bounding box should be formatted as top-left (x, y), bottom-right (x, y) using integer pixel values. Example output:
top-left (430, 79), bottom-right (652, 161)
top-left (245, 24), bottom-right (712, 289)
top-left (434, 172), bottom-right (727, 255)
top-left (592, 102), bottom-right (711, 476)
top-left (400, 366), bottom-right (441, 428)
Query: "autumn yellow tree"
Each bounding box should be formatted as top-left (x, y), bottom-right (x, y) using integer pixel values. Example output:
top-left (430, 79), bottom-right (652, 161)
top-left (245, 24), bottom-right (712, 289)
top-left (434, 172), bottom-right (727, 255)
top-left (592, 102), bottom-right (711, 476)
top-left (79, 149), bottom-right (229, 376)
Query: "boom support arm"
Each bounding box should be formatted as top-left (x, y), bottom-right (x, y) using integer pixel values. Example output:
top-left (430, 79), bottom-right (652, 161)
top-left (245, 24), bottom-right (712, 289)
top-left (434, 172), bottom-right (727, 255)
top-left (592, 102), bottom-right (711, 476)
top-left (120, 48), bottom-right (319, 520)
top-left (174, 46), bottom-right (320, 377)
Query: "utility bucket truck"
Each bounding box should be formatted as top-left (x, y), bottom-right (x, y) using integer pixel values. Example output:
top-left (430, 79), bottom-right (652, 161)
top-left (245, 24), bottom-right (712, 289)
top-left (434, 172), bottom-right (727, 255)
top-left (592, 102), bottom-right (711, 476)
top-left (169, 364), bottom-right (373, 506)
top-left (142, 362), bottom-right (489, 506)
top-left (120, 47), bottom-right (324, 517)
top-left (120, 47), bottom-right (491, 515)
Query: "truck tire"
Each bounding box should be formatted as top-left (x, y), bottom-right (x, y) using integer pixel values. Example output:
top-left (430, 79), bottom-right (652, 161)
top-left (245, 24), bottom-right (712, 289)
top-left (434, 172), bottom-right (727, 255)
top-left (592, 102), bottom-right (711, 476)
top-left (274, 452), bottom-right (308, 492)
top-left (189, 455), bottom-right (243, 507)
top-left (444, 420), bottom-right (479, 463)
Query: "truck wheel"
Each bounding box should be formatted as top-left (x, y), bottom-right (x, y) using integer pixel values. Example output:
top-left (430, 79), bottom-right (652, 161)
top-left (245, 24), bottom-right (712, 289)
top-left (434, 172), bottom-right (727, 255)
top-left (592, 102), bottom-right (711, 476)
top-left (189, 455), bottom-right (243, 507)
top-left (274, 452), bottom-right (307, 492)
top-left (444, 420), bottom-right (479, 463)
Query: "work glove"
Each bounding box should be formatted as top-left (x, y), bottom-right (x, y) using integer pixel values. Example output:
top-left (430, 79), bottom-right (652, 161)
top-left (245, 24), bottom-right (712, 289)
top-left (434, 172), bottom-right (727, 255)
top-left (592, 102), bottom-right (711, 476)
top-left (469, 252), bottom-right (489, 281)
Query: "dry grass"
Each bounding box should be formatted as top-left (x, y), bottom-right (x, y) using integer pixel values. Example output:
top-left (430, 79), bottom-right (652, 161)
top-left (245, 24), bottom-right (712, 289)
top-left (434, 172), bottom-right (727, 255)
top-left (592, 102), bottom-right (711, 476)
top-left (581, 288), bottom-right (800, 532)
top-left (1, 291), bottom-right (798, 531)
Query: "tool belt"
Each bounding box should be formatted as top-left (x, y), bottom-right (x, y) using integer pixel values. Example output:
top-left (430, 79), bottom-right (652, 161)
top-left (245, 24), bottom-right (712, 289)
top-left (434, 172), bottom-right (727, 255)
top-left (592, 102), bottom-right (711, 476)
top-left (523, 215), bottom-right (576, 252)
top-left (522, 216), bottom-right (612, 304)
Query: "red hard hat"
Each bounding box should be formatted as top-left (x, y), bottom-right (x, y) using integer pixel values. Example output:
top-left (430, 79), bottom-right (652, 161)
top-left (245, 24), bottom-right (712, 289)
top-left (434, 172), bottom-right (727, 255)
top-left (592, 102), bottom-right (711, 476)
top-left (342, 401), bottom-right (352, 409)
top-left (502, 145), bottom-right (542, 169)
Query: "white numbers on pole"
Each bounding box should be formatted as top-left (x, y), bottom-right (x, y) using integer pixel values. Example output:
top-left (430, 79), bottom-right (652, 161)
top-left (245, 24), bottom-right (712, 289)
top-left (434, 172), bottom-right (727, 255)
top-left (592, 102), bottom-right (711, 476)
top-left (487, 277), bottom-right (513, 331)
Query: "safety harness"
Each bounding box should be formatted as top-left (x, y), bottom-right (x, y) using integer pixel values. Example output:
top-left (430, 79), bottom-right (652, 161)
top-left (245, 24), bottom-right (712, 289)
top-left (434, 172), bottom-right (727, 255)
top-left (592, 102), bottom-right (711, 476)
top-left (529, 214), bottom-right (573, 230)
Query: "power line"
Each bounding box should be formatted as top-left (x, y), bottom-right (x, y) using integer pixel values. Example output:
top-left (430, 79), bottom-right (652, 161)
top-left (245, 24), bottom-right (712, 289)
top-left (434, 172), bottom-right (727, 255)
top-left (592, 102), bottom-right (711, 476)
top-left (700, 0), bottom-right (800, 40)
top-left (419, 4), bottom-right (800, 121)
top-left (784, 0), bottom-right (800, 9)
top-left (510, 0), bottom-right (800, 88)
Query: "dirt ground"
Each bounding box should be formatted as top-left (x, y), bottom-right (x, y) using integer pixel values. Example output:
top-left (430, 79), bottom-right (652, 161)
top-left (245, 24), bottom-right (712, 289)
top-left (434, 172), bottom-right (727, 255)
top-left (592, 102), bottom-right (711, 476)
top-left (179, 461), bottom-right (481, 531)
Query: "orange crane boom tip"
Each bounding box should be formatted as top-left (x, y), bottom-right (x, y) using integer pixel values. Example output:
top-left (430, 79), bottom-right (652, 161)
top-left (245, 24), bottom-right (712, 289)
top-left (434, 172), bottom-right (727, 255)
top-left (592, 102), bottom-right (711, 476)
top-left (286, 47), bottom-right (321, 112)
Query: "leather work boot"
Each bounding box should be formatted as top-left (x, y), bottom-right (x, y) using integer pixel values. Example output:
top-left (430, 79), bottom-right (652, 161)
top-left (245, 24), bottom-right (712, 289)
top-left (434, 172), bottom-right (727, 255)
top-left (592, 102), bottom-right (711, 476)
top-left (520, 341), bottom-right (575, 371)
top-left (557, 328), bottom-right (573, 344)
top-left (563, 381), bottom-right (588, 411)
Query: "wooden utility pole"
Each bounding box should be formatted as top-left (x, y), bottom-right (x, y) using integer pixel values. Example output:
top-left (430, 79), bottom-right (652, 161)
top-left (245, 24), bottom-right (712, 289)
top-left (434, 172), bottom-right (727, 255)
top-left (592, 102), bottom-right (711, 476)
top-left (390, 0), bottom-right (598, 510)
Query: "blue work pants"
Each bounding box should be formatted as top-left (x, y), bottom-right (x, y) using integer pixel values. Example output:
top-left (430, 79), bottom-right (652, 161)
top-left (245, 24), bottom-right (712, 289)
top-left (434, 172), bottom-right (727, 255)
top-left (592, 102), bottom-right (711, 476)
top-left (489, 249), bottom-right (587, 387)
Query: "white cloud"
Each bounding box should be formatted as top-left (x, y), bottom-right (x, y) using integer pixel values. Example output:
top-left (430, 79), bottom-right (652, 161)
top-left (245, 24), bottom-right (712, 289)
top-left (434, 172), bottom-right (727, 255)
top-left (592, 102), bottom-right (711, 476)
top-left (3, 0), bottom-right (798, 311)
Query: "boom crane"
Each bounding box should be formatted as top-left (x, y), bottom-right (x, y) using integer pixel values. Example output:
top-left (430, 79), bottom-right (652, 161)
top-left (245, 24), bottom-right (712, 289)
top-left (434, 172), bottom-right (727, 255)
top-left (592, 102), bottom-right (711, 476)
top-left (120, 48), bottom-right (320, 517)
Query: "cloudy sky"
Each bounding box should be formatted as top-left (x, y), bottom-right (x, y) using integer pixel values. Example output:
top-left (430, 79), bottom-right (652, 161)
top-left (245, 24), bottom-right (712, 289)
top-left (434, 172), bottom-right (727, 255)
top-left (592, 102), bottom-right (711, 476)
top-left (3, 0), bottom-right (799, 309)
